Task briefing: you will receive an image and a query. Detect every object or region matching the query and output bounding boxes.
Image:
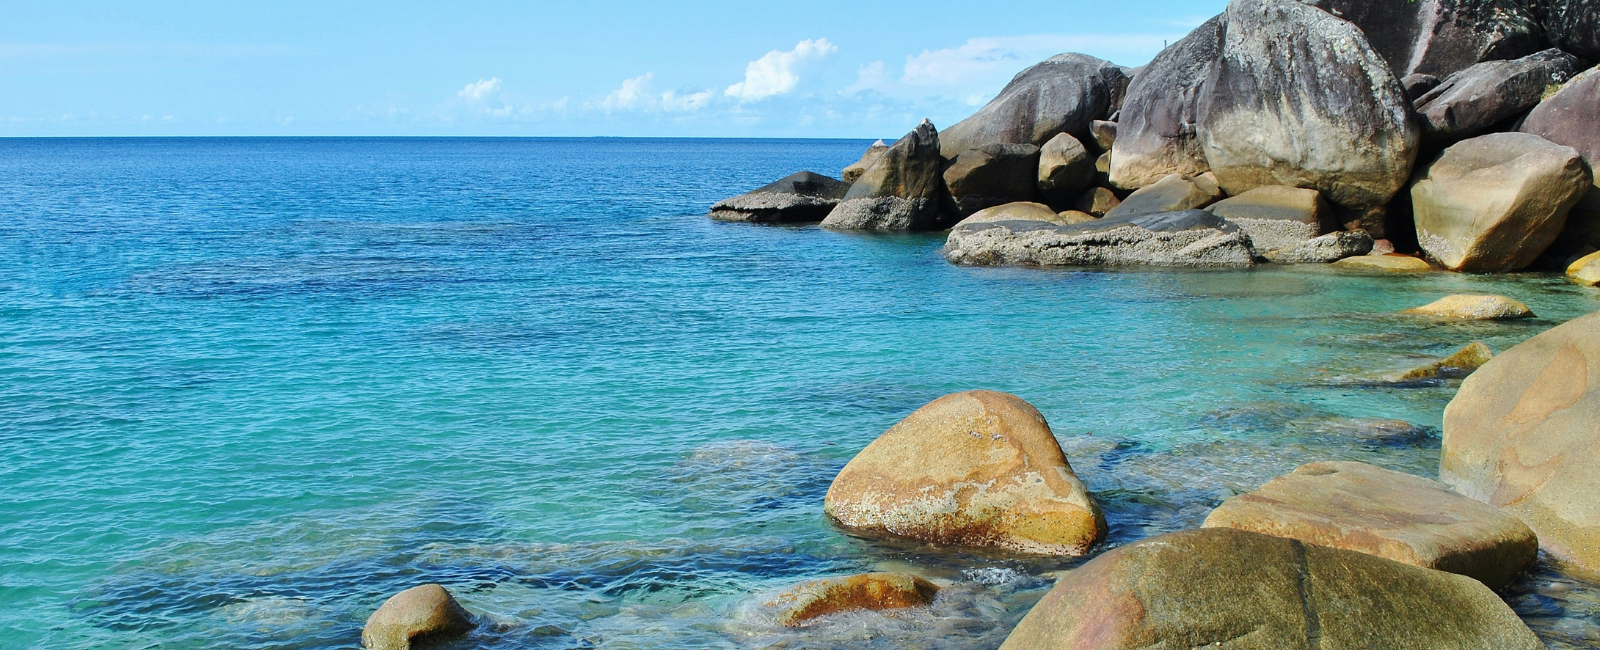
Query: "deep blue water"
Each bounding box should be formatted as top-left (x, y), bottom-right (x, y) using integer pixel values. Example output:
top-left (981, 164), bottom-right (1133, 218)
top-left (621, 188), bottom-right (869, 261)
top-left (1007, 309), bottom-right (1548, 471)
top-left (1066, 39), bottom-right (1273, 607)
top-left (3, 137), bottom-right (1599, 649)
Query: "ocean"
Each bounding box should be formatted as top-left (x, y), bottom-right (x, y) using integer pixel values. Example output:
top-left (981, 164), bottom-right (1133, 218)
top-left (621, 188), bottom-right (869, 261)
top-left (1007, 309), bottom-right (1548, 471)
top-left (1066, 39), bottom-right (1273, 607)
top-left (2, 137), bottom-right (1598, 649)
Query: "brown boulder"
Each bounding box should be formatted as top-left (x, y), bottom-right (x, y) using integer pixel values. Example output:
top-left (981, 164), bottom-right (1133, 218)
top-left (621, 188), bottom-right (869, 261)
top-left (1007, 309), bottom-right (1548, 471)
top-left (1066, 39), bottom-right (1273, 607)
top-left (939, 54), bottom-right (1130, 157)
top-left (998, 528), bottom-right (1543, 650)
top-left (823, 120), bottom-right (958, 231)
top-left (823, 390), bottom-right (1105, 555)
top-left (361, 584), bottom-right (473, 650)
top-left (1402, 294), bottom-right (1534, 320)
top-left (842, 140), bottom-right (889, 183)
top-left (1103, 173), bottom-right (1221, 220)
top-left (767, 573), bottom-right (939, 626)
top-left (944, 143), bottom-right (1042, 216)
top-left (1036, 133), bottom-right (1094, 210)
top-left (1414, 49), bottom-right (1584, 144)
top-left (1442, 310), bottom-right (1600, 578)
top-left (1073, 187), bottom-right (1121, 216)
top-left (956, 202), bottom-right (1080, 227)
top-left (1109, 16), bottom-right (1223, 190)
top-left (1333, 254), bottom-right (1433, 272)
top-left (1389, 341), bottom-right (1496, 383)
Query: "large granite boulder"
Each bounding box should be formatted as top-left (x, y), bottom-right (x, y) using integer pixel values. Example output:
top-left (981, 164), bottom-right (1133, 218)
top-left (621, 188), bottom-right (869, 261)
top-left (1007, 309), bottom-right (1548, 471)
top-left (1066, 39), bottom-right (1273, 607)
top-left (1103, 173), bottom-right (1221, 220)
top-left (709, 171), bottom-right (851, 223)
top-left (1442, 310), bottom-right (1600, 578)
top-left (1402, 294), bottom-right (1534, 320)
top-left (1198, 0), bottom-right (1419, 212)
top-left (998, 528), bottom-right (1543, 650)
top-left (1414, 49), bottom-right (1584, 144)
top-left (362, 584), bottom-right (474, 650)
top-left (1109, 16), bottom-right (1224, 190)
top-left (942, 208), bottom-right (1255, 268)
top-left (1300, 0), bottom-right (1546, 79)
top-left (944, 143), bottom-right (1041, 216)
top-left (1036, 133), bottom-right (1095, 209)
top-left (1521, 68), bottom-right (1600, 258)
top-left (823, 390), bottom-right (1105, 555)
top-left (1412, 132), bottom-right (1591, 272)
top-left (842, 140), bottom-right (889, 183)
top-left (1206, 185), bottom-right (1333, 252)
top-left (766, 573), bottom-right (939, 627)
top-left (1203, 461), bottom-right (1537, 588)
top-left (1542, 0), bottom-right (1600, 61)
top-left (939, 54), bottom-right (1130, 157)
top-left (823, 120), bottom-right (957, 231)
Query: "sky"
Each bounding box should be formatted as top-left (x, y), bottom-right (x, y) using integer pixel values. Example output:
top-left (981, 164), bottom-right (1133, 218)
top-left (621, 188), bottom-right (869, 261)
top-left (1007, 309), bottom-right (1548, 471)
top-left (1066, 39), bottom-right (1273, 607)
top-left (1, 1), bottom-right (1225, 138)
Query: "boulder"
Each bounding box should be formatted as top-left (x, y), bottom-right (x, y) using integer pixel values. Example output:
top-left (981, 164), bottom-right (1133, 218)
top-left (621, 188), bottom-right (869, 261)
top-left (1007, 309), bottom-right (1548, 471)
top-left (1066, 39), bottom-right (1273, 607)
top-left (942, 209), bottom-right (1255, 268)
top-left (1442, 310), bottom-right (1600, 578)
top-left (709, 171), bottom-right (851, 223)
top-left (1414, 49), bottom-right (1584, 144)
top-left (1333, 254), bottom-right (1433, 272)
top-left (939, 54), bottom-right (1131, 157)
top-left (362, 584), bottom-right (473, 650)
top-left (944, 143), bottom-right (1042, 216)
top-left (1570, 250), bottom-right (1600, 286)
top-left (842, 140), bottom-right (889, 183)
top-left (1402, 294), bottom-right (1534, 319)
top-left (1203, 461), bottom-right (1537, 588)
top-left (1206, 185), bottom-right (1333, 252)
top-left (1103, 173), bottom-right (1222, 220)
top-left (1089, 120), bottom-right (1117, 151)
top-left (960, 202), bottom-right (1082, 227)
top-left (767, 573), bottom-right (939, 627)
top-left (1542, 0), bottom-right (1600, 61)
top-left (1412, 133), bottom-right (1591, 272)
top-left (1401, 73), bottom-right (1443, 101)
top-left (823, 390), bottom-right (1105, 555)
top-left (1265, 230), bottom-right (1375, 263)
top-left (1109, 15), bottom-right (1223, 190)
top-left (1390, 341), bottom-right (1496, 383)
top-left (823, 120), bottom-right (957, 231)
top-left (1074, 187), bottom-right (1121, 216)
top-left (1036, 133), bottom-right (1094, 210)
top-left (1520, 68), bottom-right (1600, 258)
top-left (998, 528), bottom-right (1543, 650)
top-left (1056, 210), bottom-right (1098, 224)
top-left (1301, 0), bottom-right (1546, 79)
top-left (1198, 0), bottom-right (1419, 212)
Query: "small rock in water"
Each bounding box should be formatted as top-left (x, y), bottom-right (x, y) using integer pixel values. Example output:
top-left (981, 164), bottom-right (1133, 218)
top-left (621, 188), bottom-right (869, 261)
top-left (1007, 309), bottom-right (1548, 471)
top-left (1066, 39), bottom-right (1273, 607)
top-left (1402, 294), bottom-right (1534, 320)
top-left (942, 208), bottom-right (1254, 268)
top-left (1568, 250), bottom-right (1600, 286)
top-left (1390, 341), bottom-right (1495, 383)
top-left (1332, 254), bottom-right (1432, 273)
top-left (766, 572), bottom-right (939, 627)
top-left (1203, 461), bottom-right (1538, 588)
top-left (362, 584), bottom-right (474, 650)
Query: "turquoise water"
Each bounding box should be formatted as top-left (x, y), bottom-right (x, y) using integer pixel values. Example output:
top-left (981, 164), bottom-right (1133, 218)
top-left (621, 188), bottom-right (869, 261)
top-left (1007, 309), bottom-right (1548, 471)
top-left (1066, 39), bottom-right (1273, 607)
top-left (3, 138), bottom-right (1599, 649)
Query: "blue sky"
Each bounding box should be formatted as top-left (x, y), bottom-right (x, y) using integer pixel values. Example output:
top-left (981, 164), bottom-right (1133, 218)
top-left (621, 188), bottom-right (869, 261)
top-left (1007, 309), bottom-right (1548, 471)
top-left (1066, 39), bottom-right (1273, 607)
top-left (1, 1), bottom-right (1224, 138)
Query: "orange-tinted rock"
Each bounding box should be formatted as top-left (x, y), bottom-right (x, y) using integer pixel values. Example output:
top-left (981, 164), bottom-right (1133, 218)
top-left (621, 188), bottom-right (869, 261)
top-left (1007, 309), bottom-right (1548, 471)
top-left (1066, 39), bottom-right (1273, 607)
top-left (1402, 294), bottom-right (1533, 320)
top-left (823, 390), bottom-right (1105, 555)
top-left (362, 584), bottom-right (473, 650)
top-left (1203, 461), bottom-right (1537, 588)
top-left (1332, 254), bottom-right (1433, 273)
top-left (768, 572), bottom-right (939, 626)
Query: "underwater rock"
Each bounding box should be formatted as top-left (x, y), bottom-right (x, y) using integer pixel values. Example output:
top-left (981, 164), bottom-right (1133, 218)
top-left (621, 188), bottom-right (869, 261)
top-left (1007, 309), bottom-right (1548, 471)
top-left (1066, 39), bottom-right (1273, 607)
top-left (1204, 461), bottom-right (1537, 588)
top-left (1103, 173), bottom-right (1221, 220)
top-left (944, 143), bottom-right (1042, 216)
top-left (939, 53), bottom-right (1130, 157)
top-left (1442, 310), bottom-right (1600, 578)
top-left (709, 171), bottom-right (851, 223)
top-left (942, 208), bottom-right (1254, 268)
top-left (1265, 230), bottom-right (1374, 264)
top-left (824, 120), bottom-right (957, 231)
top-left (362, 584), bottom-right (474, 650)
top-left (1401, 294), bottom-right (1534, 320)
top-left (1389, 341), bottom-right (1496, 383)
top-left (767, 572), bottom-right (939, 626)
top-left (842, 140), bottom-right (890, 183)
top-left (998, 528), bottom-right (1544, 650)
top-left (823, 390), bottom-right (1105, 555)
top-left (1332, 254), bottom-right (1433, 272)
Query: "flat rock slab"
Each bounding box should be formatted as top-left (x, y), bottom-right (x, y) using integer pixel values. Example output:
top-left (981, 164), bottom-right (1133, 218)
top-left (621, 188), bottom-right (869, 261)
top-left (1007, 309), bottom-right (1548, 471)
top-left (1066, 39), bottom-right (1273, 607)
top-left (766, 572), bottom-right (939, 626)
top-left (1332, 254), bottom-right (1433, 273)
top-left (1402, 294), bottom-right (1533, 320)
top-left (1203, 461), bottom-right (1537, 588)
top-left (709, 171), bottom-right (850, 223)
top-left (942, 209), bottom-right (1254, 268)
top-left (999, 528), bottom-right (1543, 650)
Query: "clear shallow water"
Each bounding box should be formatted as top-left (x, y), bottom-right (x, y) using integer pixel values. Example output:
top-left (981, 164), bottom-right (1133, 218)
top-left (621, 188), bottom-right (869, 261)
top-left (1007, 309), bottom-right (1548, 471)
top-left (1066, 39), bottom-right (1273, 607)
top-left (2, 137), bottom-right (1599, 650)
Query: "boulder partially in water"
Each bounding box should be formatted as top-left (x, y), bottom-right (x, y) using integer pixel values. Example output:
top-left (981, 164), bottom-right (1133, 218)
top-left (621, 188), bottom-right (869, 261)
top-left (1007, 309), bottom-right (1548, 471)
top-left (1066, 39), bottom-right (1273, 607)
top-left (939, 54), bottom-right (1130, 157)
top-left (997, 528), bottom-right (1543, 650)
top-left (1389, 342), bottom-right (1496, 383)
top-left (824, 120), bottom-right (957, 231)
top-left (823, 390), bottom-right (1105, 555)
top-left (944, 143), bottom-right (1041, 216)
top-left (1203, 461), bottom-right (1537, 588)
top-left (1570, 251), bottom-right (1600, 286)
top-left (842, 140), bottom-right (889, 183)
top-left (1402, 294), bottom-right (1534, 320)
top-left (1414, 49), bottom-right (1584, 144)
top-left (362, 584), bottom-right (474, 650)
top-left (1442, 310), bottom-right (1600, 578)
top-left (1264, 229), bottom-right (1374, 263)
top-left (767, 572), bottom-right (939, 627)
top-left (942, 208), bottom-right (1254, 268)
top-left (1206, 185), bottom-right (1333, 253)
top-left (1332, 254), bottom-right (1434, 273)
top-left (709, 171), bottom-right (851, 223)
top-left (1103, 173), bottom-right (1221, 220)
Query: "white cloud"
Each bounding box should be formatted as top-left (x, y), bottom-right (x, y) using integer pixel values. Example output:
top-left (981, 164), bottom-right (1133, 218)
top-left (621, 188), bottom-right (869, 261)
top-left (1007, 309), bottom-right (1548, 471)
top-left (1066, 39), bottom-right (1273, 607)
top-left (846, 60), bottom-right (892, 94)
top-left (660, 89), bottom-right (714, 112)
top-left (725, 38), bottom-right (838, 103)
top-left (458, 77), bottom-right (502, 101)
top-left (596, 74), bottom-right (713, 113)
top-left (601, 73), bottom-right (654, 111)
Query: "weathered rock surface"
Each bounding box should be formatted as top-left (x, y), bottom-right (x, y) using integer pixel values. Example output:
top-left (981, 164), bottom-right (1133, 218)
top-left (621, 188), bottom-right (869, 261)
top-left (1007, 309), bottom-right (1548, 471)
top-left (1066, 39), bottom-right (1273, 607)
top-left (1333, 254), bottom-right (1434, 272)
top-left (1301, 0), bottom-right (1546, 79)
top-left (362, 584), bottom-right (473, 650)
top-left (1103, 173), bottom-right (1221, 220)
top-left (1521, 68), bottom-right (1600, 258)
top-left (943, 208), bottom-right (1254, 268)
top-left (1443, 311), bottom-right (1600, 577)
top-left (1402, 73), bottom-right (1443, 101)
top-left (1207, 185), bottom-right (1333, 252)
top-left (1403, 294), bottom-right (1534, 319)
top-left (959, 202), bottom-right (1080, 227)
top-left (1198, 0), bottom-right (1419, 212)
top-left (1089, 120), bottom-right (1117, 151)
top-left (1056, 210), bottom-right (1098, 224)
top-left (767, 573), bottom-right (939, 627)
top-left (1109, 15), bottom-right (1223, 190)
top-left (1412, 132), bottom-right (1591, 272)
top-left (1074, 187), bottom-right (1121, 216)
top-left (1542, 0), bottom-right (1600, 61)
top-left (998, 528), bottom-right (1543, 650)
top-left (939, 54), bottom-right (1131, 157)
top-left (824, 120), bottom-right (957, 231)
top-left (823, 390), bottom-right (1105, 555)
top-left (1204, 461), bottom-right (1537, 588)
top-left (1265, 229), bottom-right (1375, 263)
top-left (709, 171), bottom-right (851, 223)
top-left (1414, 49), bottom-right (1583, 143)
top-left (1392, 342), bottom-right (1497, 383)
top-left (842, 140), bottom-right (889, 183)
top-left (944, 143), bottom-right (1041, 216)
top-left (1570, 250), bottom-right (1600, 285)
top-left (1036, 133), bottom-right (1094, 209)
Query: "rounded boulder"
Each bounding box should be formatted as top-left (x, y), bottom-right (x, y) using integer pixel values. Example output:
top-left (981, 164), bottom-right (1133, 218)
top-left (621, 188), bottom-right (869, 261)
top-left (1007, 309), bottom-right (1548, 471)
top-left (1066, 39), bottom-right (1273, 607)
top-left (361, 584), bottom-right (473, 650)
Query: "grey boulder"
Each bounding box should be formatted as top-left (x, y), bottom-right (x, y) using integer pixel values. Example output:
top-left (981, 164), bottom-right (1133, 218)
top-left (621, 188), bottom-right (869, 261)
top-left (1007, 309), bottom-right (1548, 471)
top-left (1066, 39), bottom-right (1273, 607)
top-left (1206, 185), bottom-right (1334, 252)
top-left (1301, 0), bottom-right (1546, 79)
top-left (942, 208), bottom-right (1254, 268)
top-left (944, 143), bottom-right (1041, 216)
top-left (1036, 133), bottom-right (1095, 210)
top-left (1415, 49), bottom-right (1584, 144)
top-left (842, 140), bottom-right (889, 183)
top-left (1266, 230), bottom-right (1375, 263)
top-left (709, 171), bottom-right (850, 223)
top-left (1109, 15), bottom-right (1224, 190)
top-left (1542, 0), bottom-right (1600, 61)
top-left (823, 120), bottom-right (957, 231)
top-left (1521, 68), bottom-right (1600, 258)
top-left (939, 54), bottom-right (1130, 157)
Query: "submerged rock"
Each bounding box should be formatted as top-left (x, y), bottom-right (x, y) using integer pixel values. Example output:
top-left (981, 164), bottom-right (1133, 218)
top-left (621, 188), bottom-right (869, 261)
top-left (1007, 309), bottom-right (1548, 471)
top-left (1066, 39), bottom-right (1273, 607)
top-left (824, 120), bottom-right (957, 231)
top-left (1204, 461), bottom-right (1537, 588)
top-left (942, 208), bottom-right (1254, 268)
top-left (1442, 310), bottom-right (1600, 578)
top-left (1402, 294), bottom-right (1534, 320)
top-left (1520, 68), bottom-right (1600, 259)
top-left (998, 528), bottom-right (1543, 650)
top-left (1391, 342), bottom-right (1497, 383)
top-left (709, 171), bottom-right (851, 223)
top-left (767, 573), bottom-right (939, 627)
top-left (1414, 49), bottom-right (1583, 144)
top-left (944, 143), bottom-right (1041, 216)
top-left (1412, 133), bottom-right (1591, 272)
top-left (1333, 254), bottom-right (1433, 272)
top-left (1265, 229), bottom-right (1374, 263)
top-left (1103, 173), bottom-right (1221, 220)
top-left (362, 584), bottom-right (474, 650)
top-left (1109, 15), bottom-right (1223, 189)
top-left (939, 54), bottom-right (1130, 157)
top-left (1035, 133), bottom-right (1095, 210)
top-left (1207, 185), bottom-right (1333, 253)
top-left (842, 140), bottom-right (889, 184)
top-left (1301, 0), bottom-right (1546, 79)
top-left (823, 390), bottom-right (1105, 555)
